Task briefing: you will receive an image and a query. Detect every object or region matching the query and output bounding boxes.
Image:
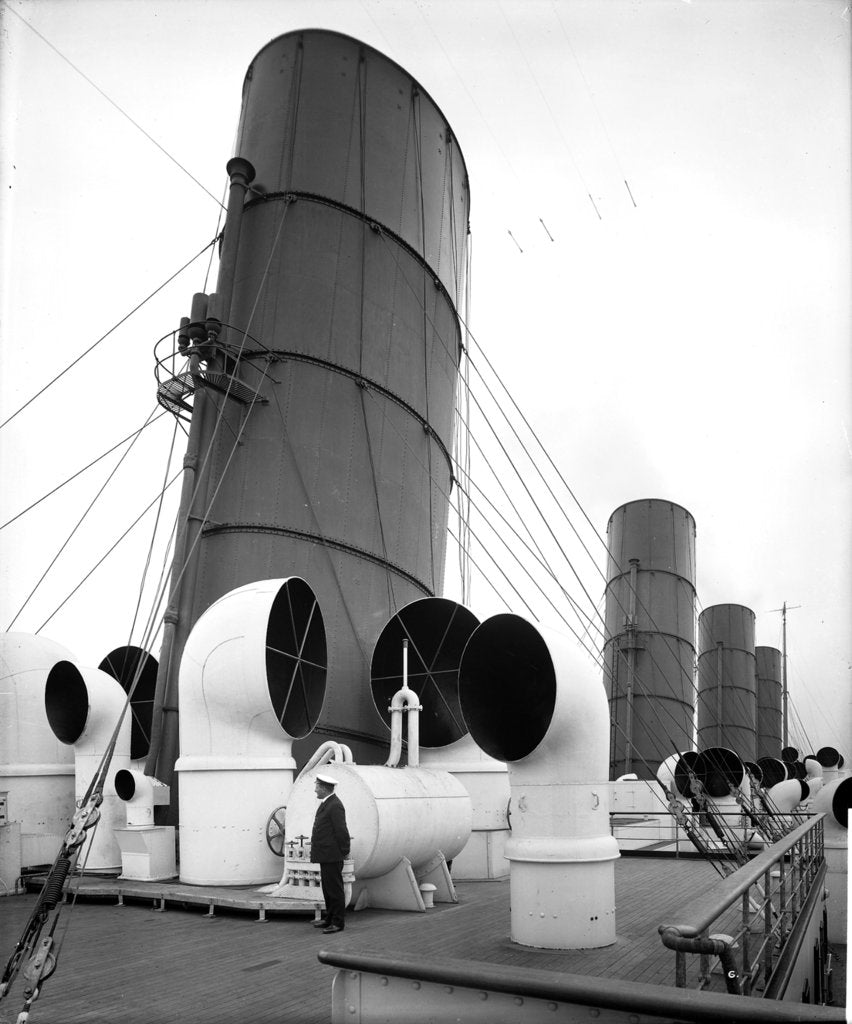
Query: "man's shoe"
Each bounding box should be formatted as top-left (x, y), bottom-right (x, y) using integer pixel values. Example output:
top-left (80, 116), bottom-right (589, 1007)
top-left (312, 920), bottom-right (328, 928)
top-left (322, 925), bottom-right (343, 933)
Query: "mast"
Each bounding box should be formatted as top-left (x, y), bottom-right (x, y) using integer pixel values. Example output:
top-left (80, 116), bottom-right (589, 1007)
top-left (770, 601), bottom-right (800, 749)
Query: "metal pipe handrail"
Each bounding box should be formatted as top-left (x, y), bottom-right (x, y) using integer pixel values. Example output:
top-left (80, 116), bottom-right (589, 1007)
top-left (318, 949), bottom-right (845, 1022)
top-left (658, 814), bottom-right (824, 938)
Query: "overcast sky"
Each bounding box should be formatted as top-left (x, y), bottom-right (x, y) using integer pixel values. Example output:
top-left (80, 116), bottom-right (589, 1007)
top-left (0, 0), bottom-right (849, 755)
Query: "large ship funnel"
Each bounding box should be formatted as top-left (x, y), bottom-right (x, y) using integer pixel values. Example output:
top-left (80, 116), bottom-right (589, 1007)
top-left (149, 29), bottom-right (471, 793)
top-left (458, 614), bottom-right (618, 950)
top-left (44, 661), bottom-right (131, 872)
top-left (175, 577), bottom-right (326, 885)
top-left (0, 633), bottom-right (76, 869)
top-left (371, 598), bottom-right (510, 879)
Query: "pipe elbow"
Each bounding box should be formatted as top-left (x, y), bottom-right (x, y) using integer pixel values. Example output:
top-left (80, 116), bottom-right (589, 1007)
top-left (459, 615), bottom-right (617, 853)
top-left (0, 633), bottom-right (77, 769)
top-left (114, 769), bottom-right (169, 827)
top-left (177, 577), bottom-right (326, 764)
top-left (811, 777), bottom-right (852, 835)
top-left (459, 615), bottom-right (610, 782)
top-left (767, 778), bottom-right (809, 813)
top-left (390, 687), bottom-right (420, 712)
top-left (45, 661), bottom-right (130, 758)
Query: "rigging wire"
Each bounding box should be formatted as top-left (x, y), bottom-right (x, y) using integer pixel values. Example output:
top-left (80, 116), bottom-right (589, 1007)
top-left (34, 469), bottom-right (183, 634)
top-left (550, 0), bottom-right (638, 208)
top-left (124, 410), bottom-right (183, 650)
top-left (452, 415), bottom-right (604, 642)
top-left (355, 55), bottom-right (399, 616)
top-left (4, 4), bottom-right (226, 211)
top-left (6, 405), bottom-right (163, 631)
top-left (497, 0), bottom-right (602, 218)
top-left (363, 384), bottom-right (612, 671)
top-left (377, 226), bottom-right (713, 739)
top-left (0, 409), bottom-right (170, 532)
top-left (0, 237), bottom-right (217, 433)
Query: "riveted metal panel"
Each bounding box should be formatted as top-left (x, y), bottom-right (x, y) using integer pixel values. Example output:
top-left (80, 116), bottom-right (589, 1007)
top-left (603, 500), bottom-right (696, 780)
top-left (696, 604), bottom-right (758, 761)
top-left (168, 31), bottom-right (467, 768)
top-left (235, 30), bottom-right (469, 305)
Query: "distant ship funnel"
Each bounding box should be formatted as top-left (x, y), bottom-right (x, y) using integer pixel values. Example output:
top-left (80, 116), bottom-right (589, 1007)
top-left (697, 604), bottom-right (757, 761)
top-left (754, 647), bottom-right (783, 759)
top-left (602, 500), bottom-right (696, 779)
top-left (459, 614), bottom-right (618, 949)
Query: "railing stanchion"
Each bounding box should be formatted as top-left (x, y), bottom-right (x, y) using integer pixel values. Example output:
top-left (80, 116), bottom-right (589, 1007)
top-left (675, 949), bottom-right (686, 988)
top-left (763, 867), bottom-right (773, 989)
top-left (741, 888), bottom-right (752, 995)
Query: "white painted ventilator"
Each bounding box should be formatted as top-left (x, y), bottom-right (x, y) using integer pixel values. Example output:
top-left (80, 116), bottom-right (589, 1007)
top-left (267, 653), bottom-right (472, 913)
top-left (175, 577), bottom-right (327, 885)
top-left (810, 776), bottom-right (850, 943)
top-left (113, 769), bottom-right (176, 881)
top-left (458, 615), bottom-right (619, 950)
top-left (43, 660), bottom-right (131, 873)
top-left (0, 633), bottom-right (76, 870)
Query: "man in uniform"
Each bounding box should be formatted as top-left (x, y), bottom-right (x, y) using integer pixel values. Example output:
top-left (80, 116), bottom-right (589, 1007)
top-left (310, 773), bottom-right (351, 933)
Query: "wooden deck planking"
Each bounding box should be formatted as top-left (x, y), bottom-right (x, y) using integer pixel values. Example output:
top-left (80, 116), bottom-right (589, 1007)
top-left (0, 856), bottom-right (808, 1024)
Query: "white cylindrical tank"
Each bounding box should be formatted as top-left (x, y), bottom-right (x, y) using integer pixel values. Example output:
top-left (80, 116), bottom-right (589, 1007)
top-left (284, 763), bottom-right (471, 878)
top-left (0, 633), bottom-right (76, 868)
top-left (370, 598), bottom-right (509, 880)
top-left (44, 661), bottom-right (131, 872)
top-left (175, 577), bottom-right (327, 885)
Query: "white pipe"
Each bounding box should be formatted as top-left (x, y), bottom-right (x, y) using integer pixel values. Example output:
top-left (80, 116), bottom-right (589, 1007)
top-left (114, 769), bottom-right (169, 827)
top-left (298, 741), bottom-right (354, 780)
top-left (459, 614), bottom-right (618, 950)
top-left (766, 778), bottom-right (808, 813)
top-left (44, 661), bottom-right (131, 872)
top-left (175, 577), bottom-right (326, 885)
top-left (811, 777), bottom-right (851, 837)
top-left (385, 641), bottom-right (422, 769)
top-left (655, 751), bottom-right (695, 804)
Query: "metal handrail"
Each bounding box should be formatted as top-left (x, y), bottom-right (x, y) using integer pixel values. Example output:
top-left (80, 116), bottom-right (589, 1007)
top-left (318, 948), bottom-right (845, 1022)
top-left (658, 814), bottom-right (824, 938)
top-left (659, 815), bottom-right (827, 996)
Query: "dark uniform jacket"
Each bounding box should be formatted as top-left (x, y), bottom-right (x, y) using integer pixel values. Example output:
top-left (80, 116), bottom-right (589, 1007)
top-left (310, 793), bottom-right (350, 863)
